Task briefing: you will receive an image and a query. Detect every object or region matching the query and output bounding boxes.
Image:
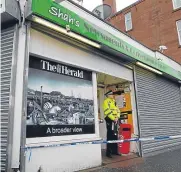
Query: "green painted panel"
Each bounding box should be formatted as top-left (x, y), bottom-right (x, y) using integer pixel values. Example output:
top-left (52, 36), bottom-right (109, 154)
top-left (31, 0), bottom-right (181, 80)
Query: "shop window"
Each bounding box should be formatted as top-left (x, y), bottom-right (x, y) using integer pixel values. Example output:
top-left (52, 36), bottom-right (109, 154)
top-left (26, 56), bottom-right (95, 138)
top-left (172, 0), bottom-right (181, 10)
top-left (176, 20), bottom-right (181, 45)
top-left (125, 12), bottom-right (132, 31)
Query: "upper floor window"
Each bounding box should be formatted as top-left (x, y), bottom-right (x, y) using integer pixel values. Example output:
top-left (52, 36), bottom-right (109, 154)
top-left (176, 20), bottom-right (181, 45)
top-left (172, 0), bottom-right (181, 10)
top-left (125, 12), bottom-right (132, 31)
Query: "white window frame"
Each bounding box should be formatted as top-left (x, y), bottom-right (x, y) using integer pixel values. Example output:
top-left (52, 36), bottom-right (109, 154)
top-left (124, 12), bottom-right (132, 31)
top-left (172, 0), bottom-right (181, 10)
top-left (176, 20), bottom-right (181, 45)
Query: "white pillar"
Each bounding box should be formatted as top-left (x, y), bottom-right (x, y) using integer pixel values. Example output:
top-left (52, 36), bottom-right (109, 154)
top-left (11, 25), bottom-right (27, 169)
top-left (92, 72), bottom-right (100, 136)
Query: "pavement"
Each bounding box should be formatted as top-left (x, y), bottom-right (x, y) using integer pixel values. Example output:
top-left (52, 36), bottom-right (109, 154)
top-left (83, 149), bottom-right (181, 172)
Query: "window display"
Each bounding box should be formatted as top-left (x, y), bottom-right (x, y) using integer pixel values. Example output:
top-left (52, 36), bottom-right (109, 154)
top-left (26, 56), bottom-right (95, 138)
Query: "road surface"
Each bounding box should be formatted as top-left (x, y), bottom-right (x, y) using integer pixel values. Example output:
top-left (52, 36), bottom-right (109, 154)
top-left (86, 149), bottom-right (181, 172)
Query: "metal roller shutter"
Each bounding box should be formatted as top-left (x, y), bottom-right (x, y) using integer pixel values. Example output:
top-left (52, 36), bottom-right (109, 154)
top-left (135, 66), bottom-right (181, 157)
top-left (1, 27), bottom-right (16, 172)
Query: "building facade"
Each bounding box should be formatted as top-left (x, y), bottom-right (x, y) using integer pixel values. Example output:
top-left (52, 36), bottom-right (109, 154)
top-left (1, 0), bottom-right (181, 172)
top-left (104, 0), bottom-right (181, 64)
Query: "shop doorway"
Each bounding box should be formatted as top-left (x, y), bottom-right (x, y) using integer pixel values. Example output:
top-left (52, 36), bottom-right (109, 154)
top-left (97, 72), bottom-right (140, 164)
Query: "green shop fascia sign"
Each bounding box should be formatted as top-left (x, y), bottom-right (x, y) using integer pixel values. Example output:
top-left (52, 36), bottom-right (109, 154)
top-left (31, 0), bottom-right (181, 80)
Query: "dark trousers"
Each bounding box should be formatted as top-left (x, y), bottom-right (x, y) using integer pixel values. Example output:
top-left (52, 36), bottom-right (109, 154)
top-left (105, 118), bottom-right (118, 155)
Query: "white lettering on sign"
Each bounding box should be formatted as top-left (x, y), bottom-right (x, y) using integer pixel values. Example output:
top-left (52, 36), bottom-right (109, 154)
top-left (46, 127), bottom-right (83, 134)
top-left (73, 127), bottom-right (82, 133)
top-left (46, 127), bottom-right (51, 134)
top-left (41, 60), bottom-right (84, 79)
top-left (49, 7), bottom-right (80, 27)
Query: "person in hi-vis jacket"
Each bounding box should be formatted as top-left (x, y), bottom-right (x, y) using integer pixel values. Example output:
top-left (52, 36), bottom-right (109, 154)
top-left (103, 90), bottom-right (121, 158)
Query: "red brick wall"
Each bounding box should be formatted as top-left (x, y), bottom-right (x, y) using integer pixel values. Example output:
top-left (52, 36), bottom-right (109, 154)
top-left (108, 0), bottom-right (181, 64)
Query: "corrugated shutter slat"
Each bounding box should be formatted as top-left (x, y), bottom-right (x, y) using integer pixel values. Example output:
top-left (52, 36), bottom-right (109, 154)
top-left (1, 27), bottom-right (14, 172)
top-left (135, 66), bottom-right (181, 157)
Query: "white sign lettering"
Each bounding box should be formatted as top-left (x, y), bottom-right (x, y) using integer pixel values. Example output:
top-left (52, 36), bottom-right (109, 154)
top-left (41, 60), bottom-right (84, 79)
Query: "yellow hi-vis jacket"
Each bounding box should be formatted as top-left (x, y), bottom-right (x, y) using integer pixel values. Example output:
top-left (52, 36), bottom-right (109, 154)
top-left (103, 98), bottom-right (120, 121)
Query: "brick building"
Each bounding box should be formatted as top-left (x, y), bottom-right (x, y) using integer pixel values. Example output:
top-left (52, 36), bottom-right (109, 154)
top-left (103, 0), bottom-right (181, 64)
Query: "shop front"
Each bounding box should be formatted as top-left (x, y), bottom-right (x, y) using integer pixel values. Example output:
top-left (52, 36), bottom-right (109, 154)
top-left (1, 0), bottom-right (181, 172)
top-left (23, 27), bottom-right (136, 171)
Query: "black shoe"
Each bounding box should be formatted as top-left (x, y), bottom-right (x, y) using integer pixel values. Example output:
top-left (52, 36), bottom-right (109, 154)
top-left (106, 153), bottom-right (112, 158)
top-left (112, 153), bottom-right (121, 156)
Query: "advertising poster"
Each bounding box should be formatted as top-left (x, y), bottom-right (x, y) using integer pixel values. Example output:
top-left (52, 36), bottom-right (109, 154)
top-left (115, 95), bottom-right (124, 109)
top-left (26, 56), bottom-right (95, 138)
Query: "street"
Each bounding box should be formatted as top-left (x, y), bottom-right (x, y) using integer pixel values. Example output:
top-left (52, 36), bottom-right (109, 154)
top-left (1, 0), bottom-right (181, 171)
top-left (87, 149), bottom-right (181, 172)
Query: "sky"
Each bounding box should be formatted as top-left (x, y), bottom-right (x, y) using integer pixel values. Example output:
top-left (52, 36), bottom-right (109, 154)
top-left (73, 0), bottom-right (139, 12)
top-left (28, 68), bottom-right (94, 100)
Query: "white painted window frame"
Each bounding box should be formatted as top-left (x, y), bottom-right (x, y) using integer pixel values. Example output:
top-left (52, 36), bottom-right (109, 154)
top-left (125, 12), bottom-right (133, 31)
top-left (176, 20), bottom-right (181, 45)
top-left (172, 0), bottom-right (181, 10)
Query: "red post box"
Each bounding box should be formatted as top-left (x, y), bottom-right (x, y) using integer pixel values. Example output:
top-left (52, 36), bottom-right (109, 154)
top-left (118, 124), bottom-right (132, 154)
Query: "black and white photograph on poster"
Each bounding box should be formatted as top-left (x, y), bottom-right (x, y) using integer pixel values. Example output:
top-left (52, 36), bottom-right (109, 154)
top-left (26, 56), bottom-right (95, 138)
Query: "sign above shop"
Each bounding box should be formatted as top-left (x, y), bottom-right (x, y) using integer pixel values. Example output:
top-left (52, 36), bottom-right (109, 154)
top-left (26, 0), bottom-right (181, 80)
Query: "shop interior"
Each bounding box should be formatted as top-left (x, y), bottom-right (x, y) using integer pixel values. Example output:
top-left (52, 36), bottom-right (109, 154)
top-left (97, 72), bottom-right (140, 163)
